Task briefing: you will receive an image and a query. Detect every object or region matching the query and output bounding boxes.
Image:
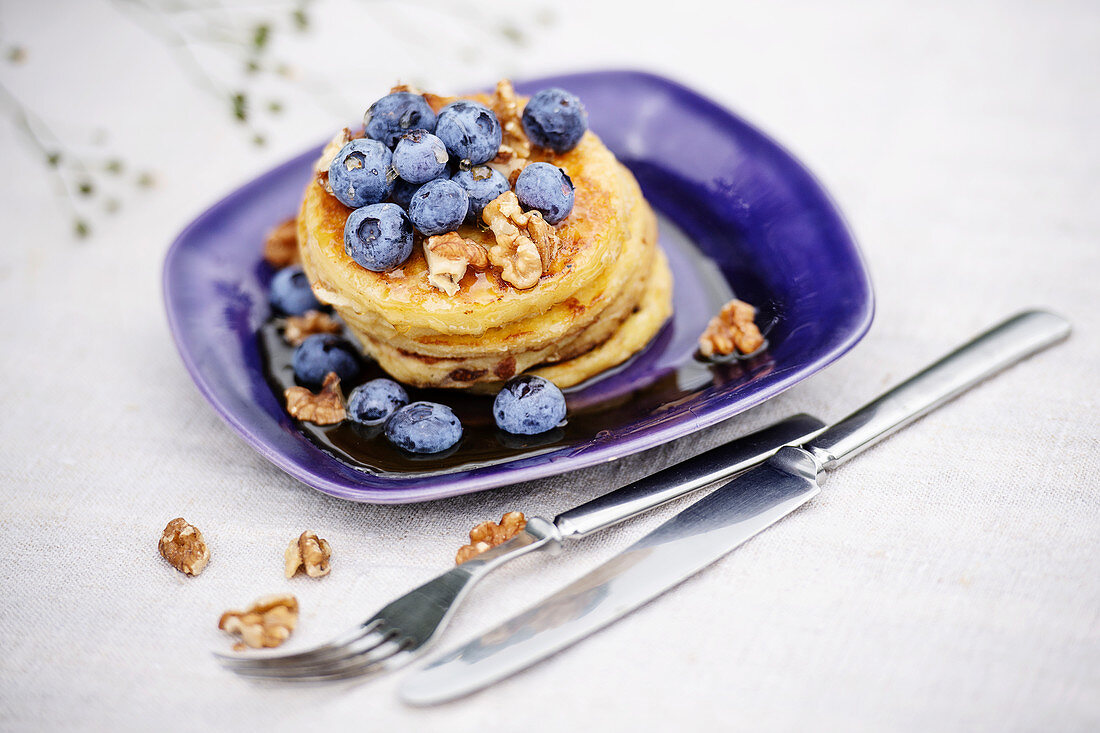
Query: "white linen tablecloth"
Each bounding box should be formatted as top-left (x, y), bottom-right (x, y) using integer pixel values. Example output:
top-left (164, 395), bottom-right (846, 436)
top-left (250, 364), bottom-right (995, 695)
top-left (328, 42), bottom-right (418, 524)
top-left (1, 1), bottom-right (1097, 730)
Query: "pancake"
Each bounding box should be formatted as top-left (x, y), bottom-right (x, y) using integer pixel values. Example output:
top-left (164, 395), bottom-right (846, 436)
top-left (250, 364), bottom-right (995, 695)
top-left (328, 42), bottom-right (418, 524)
top-left (300, 131), bottom-right (631, 335)
top-left (296, 86), bottom-right (673, 389)
top-left (531, 248), bottom-right (673, 388)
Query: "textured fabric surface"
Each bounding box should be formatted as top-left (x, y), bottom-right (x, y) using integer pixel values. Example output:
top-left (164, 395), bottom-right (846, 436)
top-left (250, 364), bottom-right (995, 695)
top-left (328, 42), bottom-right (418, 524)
top-left (1, 1), bottom-right (1097, 731)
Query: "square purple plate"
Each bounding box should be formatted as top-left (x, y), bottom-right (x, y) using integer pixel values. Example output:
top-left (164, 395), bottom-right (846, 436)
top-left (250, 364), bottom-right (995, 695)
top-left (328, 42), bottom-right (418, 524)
top-left (163, 70), bottom-right (873, 503)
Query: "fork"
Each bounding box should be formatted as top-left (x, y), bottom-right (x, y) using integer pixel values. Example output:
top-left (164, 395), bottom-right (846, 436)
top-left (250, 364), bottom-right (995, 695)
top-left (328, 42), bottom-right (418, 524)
top-left (215, 413), bottom-right (824, 681)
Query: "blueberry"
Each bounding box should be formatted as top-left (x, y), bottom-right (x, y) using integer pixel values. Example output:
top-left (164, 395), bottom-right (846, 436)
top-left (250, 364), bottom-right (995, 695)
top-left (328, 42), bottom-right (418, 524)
top-left (344, 203), bottom-right (414, 271)
top-left (384, 401), bottom-right (463, 454)
top-left (434, 100), bottom-right (502, 165)
top-left (515, 162), bottom-right (574, 224)
top-left (393, 129), bottom-right (449, 184)
top-left (347, 378), bottom-right (409, 425)
top-left (521, 87), bottom-right (588, 153)
top-left (328, 139), bottom-right (394, 208)
top-left (364, 92), bottom-right (437, 147)
top-left (493, 375), bottom-right (567, 435)
top-left (451, 165), bottom-right (509, 222)
top-left (269, 265), bottom-right (321, 315)
top-left (292, 334), bottom-right (361, 386)
top-left (389, 178), bottom-right (421, 209)
top-left (407, 178), bottom-right (469, 236)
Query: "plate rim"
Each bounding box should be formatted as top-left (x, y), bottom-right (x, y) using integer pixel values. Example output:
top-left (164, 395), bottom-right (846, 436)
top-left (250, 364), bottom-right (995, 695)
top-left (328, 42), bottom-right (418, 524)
top-left (163, 68), bottom-right (874, 504)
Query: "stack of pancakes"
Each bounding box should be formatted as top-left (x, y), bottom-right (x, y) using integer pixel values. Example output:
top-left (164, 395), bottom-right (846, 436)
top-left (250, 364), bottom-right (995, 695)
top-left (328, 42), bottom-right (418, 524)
top-left (296, 97), bottom-right (672, 390)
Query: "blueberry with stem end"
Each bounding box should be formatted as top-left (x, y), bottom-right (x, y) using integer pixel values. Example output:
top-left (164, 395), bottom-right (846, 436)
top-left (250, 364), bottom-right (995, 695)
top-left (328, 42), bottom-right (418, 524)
top-left (344, 203), bottom-right (414, 272)
top-left (493, 375), bottom-right (567, 435)
top-left (393, 129), bottom-right (449, 184)
top-left (328, 139), bottom-right (394, 208)
top-left (364, 92), bottom-right (436, 147)
top-left (435, 100), bottom-right (501, 165)
top-left (347, 379), bottom-right (409, 425)
top-left (385, 401), bottom-right (463, 454)
top-left (451, 165), bottom-right (509, 222)
top-left (515, 162), bottom-right (575, 224)
top-left (521, 87), bottom-right (588, 153)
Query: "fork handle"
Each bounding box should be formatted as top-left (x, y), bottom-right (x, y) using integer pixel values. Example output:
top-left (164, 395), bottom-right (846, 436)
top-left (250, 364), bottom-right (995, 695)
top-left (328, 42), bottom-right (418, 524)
top-left (553, 413), bottom-right (825, 540)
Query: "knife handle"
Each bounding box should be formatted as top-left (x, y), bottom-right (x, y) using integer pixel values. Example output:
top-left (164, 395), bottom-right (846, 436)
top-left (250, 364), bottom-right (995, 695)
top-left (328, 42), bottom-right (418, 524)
top-left (806, 309), bottom-right (1071, 471)
top-left (553, 413), bottom-right (826, 540)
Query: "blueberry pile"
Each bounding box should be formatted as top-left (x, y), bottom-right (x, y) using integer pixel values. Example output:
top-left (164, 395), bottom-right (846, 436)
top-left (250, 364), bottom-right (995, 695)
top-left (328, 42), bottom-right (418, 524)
top-left (329, 86), bottom-right (589, 275)
top-left (265, 84), bottom-right (590, 455)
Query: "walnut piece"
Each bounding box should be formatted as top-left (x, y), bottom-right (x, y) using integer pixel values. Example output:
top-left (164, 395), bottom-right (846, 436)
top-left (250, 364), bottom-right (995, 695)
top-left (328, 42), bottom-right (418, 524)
top-left (699, 299), bottom-right (766, 358)
top-left (284, 371), bottom-right (346, 425)
top-left (424, 232), bottom-right (489, 295)
top-left (158, 517), bottom-right (210, 576)
top-left (388, 82), bottom-right (423, 94)
top-left (455, 512), bottom-right (527, 564)
top-left (481, 192), bottom-right (559, 289)
top-left (263, 217), bottom-right (299, 268)
top-left (282, 310), bottom-right (341, 346)
top-left (314, 127), bottom-right (352, 189)
top-left (284, 530), bottom-right (333, 578)
top-left (218, 594), bottom-right (299, 649)
top-left (490, 79), bottom-right (532, 160)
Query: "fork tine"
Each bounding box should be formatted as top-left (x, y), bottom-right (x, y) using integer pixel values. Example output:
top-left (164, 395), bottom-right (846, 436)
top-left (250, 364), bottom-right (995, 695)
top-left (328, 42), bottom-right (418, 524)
top-left (228, 639), bottom-right (413, 681)
top-left (216, 621), bottom-right (386, 670)
top-left (234, 628), bottom-right (393, 674)
top-left (216, 527), bottom-right (557, 682)
top-left (268, 647), bottom-right (418, 683)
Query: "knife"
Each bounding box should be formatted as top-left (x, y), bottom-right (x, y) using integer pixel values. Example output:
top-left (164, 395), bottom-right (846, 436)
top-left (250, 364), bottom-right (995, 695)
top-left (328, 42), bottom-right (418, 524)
top-left (400, 309), bottom-right (1071, 705)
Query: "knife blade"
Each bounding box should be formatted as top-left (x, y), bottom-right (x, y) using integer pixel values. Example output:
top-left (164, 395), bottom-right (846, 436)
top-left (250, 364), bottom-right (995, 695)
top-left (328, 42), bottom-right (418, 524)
top-left (400, 309), bottom-right (1071, 705)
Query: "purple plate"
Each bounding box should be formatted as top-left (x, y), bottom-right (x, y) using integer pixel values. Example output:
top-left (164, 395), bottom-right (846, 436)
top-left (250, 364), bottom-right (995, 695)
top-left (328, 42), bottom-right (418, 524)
top-left (163, 70), bottom-right (873, 503)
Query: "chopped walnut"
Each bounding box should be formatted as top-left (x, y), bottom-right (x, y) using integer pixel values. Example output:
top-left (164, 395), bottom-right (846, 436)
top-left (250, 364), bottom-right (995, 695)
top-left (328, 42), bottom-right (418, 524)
top-left (263, 217), bottom-right (299, 268)
top-left (487, 79), bottom-right (532, 183)
top-left (282, 310), bottom-right (341, 346)
top-left (284, 530), bottom-right (332, 578)
top-left (455, 512), bottom-right (527, 564)
top-left (424, 232), bottom-right (489, 295)
top-left (506, 165), bottom-right (527, 189)
top-left (699, 299), bottom-right (766, 358)
top-left (158, 517), bottom-right (210, 576)
top-left (490, 149), bottom-right (529, 186)
top-left (490, 79), bottom-right (532, 160)
top-left (218, 594), bottom-right (299, 649)
top-left (388, 82), bottom-right (423, 95)
top-left (314, 127), bottom-right (352, 189)
top-left (284, 372), bottom-right (346, 425)
top-left (481, 192), bottom-right (559, 289)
